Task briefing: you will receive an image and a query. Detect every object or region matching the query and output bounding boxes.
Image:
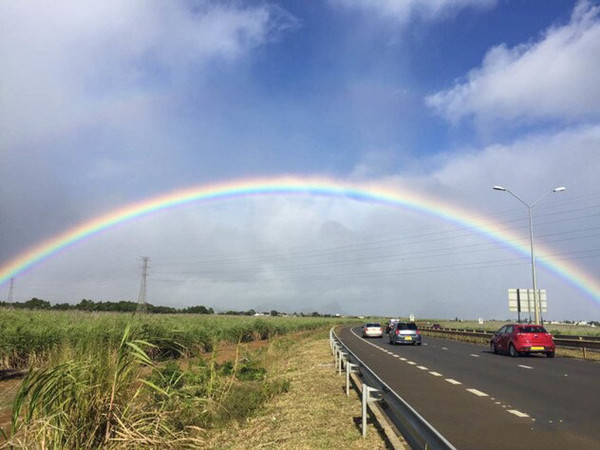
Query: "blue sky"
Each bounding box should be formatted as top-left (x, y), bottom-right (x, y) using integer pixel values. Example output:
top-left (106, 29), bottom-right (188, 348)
top-left (1, 0), bottom-right (599, 320)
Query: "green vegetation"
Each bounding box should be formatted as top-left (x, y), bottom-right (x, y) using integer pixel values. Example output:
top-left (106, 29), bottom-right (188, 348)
top-left (0, 309), bottom-right (351, 371)
top-left (0, 310), bottom-right (358, 447)
top-left (0, 297), bottom-right (214, 314)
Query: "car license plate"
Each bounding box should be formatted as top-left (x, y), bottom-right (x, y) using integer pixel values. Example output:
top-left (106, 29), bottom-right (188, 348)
top-left (531, 346), bottom-right (544, 350)
top-left (405, 336), bottom-right (412, 340)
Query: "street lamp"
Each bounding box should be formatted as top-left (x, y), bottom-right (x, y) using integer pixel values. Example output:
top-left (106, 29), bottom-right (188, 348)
top-left (493, 185), bottom-right (566, 324)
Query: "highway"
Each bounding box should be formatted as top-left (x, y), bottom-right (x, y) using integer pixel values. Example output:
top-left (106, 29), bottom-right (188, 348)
top-left (337, 326), bottom-right (600, 449)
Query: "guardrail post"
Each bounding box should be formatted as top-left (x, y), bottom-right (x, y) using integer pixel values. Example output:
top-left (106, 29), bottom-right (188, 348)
top-left (346, 362), bottom-right (359, 396)
top-left (338, 352), bottom-right (348, 375)
top-left (333, 344), bottom-right (340, 369)
top-left (579, 336), bottom-right (587, 359)
top-left (362, 384), bottom-right (382, 437)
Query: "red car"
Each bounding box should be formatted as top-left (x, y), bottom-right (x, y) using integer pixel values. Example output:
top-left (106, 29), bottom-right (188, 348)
top-left (490, 324), bottom-right (555, 358)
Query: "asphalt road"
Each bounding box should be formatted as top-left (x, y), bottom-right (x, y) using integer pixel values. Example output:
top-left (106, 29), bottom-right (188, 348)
top-left (337, 326), bottom-right (600, 449)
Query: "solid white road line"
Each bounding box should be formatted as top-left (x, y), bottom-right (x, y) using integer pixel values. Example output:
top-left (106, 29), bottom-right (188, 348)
top-left (445, 379), bottom-right (462, 385)
top-left (467, 389), bottom-right (489, 397)
top-left (508, 410), bottom-right (530, 418)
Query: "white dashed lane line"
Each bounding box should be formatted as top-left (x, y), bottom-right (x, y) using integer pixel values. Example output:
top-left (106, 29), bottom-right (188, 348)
top-left (467, 388), bottom-right (489, 397)
top-left (347, 328), bottom-right (535, 421)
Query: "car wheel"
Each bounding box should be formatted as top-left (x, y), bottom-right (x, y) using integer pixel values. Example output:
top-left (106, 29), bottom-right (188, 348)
top-left (547, 351), bottom-right (555, 358)
top-left (491, 342), bottom-right (498, 354)
top-left (509, 343), bottom-right (519, 357)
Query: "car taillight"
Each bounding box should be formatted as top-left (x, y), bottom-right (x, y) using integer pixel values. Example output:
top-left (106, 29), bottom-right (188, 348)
top-left (416, 330), bottom-right (420, 334)
top-left (395, 330), bottom-right (400, 335)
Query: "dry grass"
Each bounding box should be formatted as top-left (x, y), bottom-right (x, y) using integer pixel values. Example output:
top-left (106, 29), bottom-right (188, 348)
top-left (202, 330), bottom-right (389, 449)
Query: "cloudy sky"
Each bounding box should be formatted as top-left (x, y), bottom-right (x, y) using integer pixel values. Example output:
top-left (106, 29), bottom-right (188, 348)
top-left (1, 0), bottom-right (599, 320)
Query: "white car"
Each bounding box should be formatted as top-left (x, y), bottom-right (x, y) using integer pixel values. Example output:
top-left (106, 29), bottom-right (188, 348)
top-left (362, 322), bottom-right (383, 338)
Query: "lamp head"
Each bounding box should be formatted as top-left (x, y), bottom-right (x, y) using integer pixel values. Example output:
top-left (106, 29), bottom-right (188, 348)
top-left (493, 186), bottom-right (506, 191)
top-left (553, 186), bottom-right (566, 192)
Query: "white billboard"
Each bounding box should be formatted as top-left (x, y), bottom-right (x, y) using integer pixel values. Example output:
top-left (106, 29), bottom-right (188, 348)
top-left (508, 289), bottom-right (547, 313)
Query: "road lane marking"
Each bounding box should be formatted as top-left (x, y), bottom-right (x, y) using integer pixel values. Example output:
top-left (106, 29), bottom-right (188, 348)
top-left (407, 361), bottom-right (416, 365)
top-left (518, 365), bottom-right (533, 369)
top-left (508, 410), bottom-right (530, 418)
top-left (417, 366), bottom-right (428, 370)
top-left (467, 389), bottom-right (488, 397)
top-left (400, 357), bottom-right (407, 361)
top-left (393, 354), bottom-right (399, 358)
top-left (445, 379), bottom-right (462, 385)
top-left (441, 347), bottom-right (448, 350)
top-left (470, 354), bottom-right (480, 358)
top-left (429, 372), bottom-right (443, 377)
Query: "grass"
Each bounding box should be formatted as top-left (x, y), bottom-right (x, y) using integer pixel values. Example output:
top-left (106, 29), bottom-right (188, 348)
top-left (202, 329), bottom-right (389, 449)
top-left (0, 309), bottom-right (358, 371)
top-left (1, 319), bottom-right (383, 448)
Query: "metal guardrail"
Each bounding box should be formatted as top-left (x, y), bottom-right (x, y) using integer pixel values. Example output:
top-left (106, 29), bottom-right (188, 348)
top-left (330, 328), bottom-right (456, 450)
top-left (420, 328), bottom-right (600, 354)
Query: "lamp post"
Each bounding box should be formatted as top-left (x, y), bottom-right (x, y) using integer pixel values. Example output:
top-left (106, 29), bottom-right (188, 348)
top-left (493, 185), bottom-right (566, 324)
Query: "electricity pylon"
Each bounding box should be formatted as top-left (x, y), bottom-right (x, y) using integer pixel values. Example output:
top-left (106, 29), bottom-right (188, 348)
top-left (136, 257), bottom-right (150, 313)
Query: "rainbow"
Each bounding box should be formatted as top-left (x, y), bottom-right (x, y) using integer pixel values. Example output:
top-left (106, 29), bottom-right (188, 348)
top-left (1, 176), bottom-right (599, 303)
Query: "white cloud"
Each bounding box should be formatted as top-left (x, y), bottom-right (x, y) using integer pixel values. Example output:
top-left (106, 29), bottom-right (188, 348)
top-left (426, 0), bottom-right (600, 126)
top-left (332, 0), bottom-right (496, 23)
top-left (0, 0), bottom-right (297, 148)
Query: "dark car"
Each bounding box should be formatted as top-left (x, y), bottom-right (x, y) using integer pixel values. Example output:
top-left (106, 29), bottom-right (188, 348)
top-left (388, 322), bottom-right (421, 346)
top-left (490, 324), bottom-right (555, 358)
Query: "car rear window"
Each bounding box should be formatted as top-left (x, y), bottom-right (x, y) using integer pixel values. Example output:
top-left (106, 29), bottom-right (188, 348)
top-left (397, 322), bottom-right (418, 330)
top-left (366, 323), bottom-right (381, 327)
top-left (518, 326), bottom-right (547, 333)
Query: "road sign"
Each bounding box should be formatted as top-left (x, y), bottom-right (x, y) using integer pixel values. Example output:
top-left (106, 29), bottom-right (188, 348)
top-left (508, 289), bottom-right (547, 313)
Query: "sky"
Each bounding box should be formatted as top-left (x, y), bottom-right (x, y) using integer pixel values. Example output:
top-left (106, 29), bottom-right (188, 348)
top-left (1, 0), bottom-right (599, 321)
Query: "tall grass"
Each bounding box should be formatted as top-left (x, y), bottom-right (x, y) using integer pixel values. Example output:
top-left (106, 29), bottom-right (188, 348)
top-left (4, 326), bottom-right (178, 448)
top-left (0, 309), bottom-right (352, 371)
top-left (1, 321), bottom-right (302, 448)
